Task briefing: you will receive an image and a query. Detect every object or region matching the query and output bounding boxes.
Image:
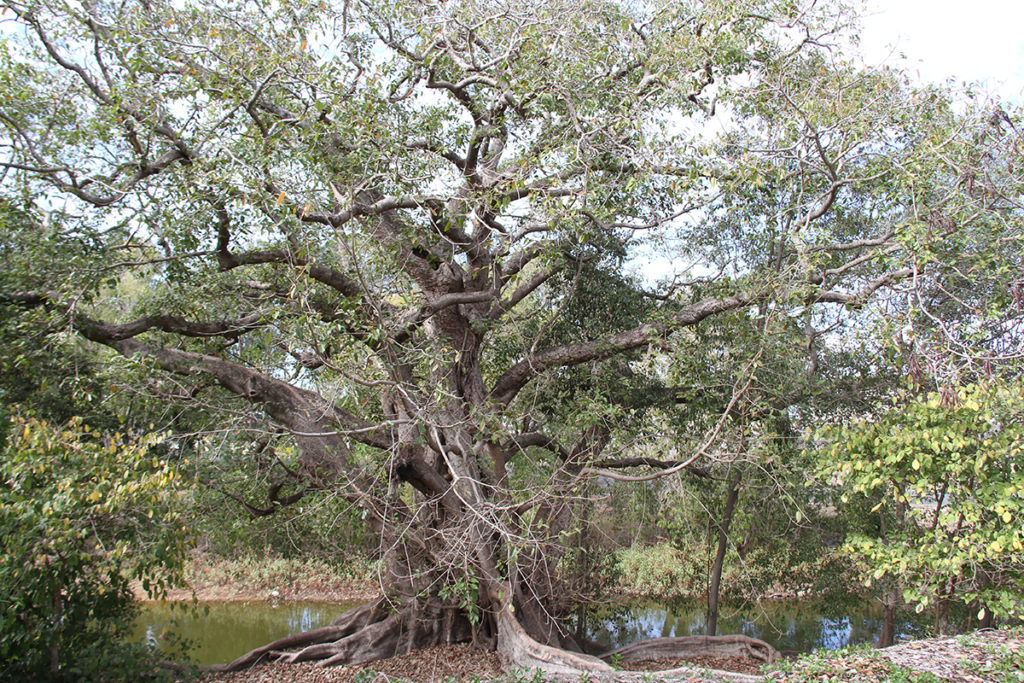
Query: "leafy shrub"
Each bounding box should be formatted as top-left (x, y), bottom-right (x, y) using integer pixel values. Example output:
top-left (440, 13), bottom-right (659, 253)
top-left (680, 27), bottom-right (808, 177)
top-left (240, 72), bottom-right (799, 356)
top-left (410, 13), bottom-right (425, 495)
top-left (815, 381), bottom-right (1024, 622)
top-left (615, 542), bottom-right (704, 600)
top-left (0, 414), bottom-right (191, 680)
top-left (200, 552), bottom-right (376, 595)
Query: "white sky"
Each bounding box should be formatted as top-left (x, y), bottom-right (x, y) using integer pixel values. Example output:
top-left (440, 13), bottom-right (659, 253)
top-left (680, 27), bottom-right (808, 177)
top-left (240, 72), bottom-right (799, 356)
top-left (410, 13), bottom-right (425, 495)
top-left (860, 0), bottom-right (1024, 103)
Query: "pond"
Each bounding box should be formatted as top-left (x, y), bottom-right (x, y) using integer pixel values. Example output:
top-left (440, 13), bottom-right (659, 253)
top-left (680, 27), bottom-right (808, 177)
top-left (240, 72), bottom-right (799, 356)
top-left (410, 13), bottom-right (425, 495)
top-left (583, 599), bottom-right (928, 653)
top-left (132, 600), bottom-right (361, 666)
top-left (134, 597), bottom-right (927, 666)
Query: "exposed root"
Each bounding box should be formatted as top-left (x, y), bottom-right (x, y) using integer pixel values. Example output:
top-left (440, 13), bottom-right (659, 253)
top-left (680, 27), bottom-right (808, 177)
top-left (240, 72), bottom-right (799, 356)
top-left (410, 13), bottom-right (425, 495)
top-left (207, 597), bottom-right (775, 683)
top-left (205, 599), bottom-right (389, 672)
top-left (602, 634), bottom-right (779, 665)
top-left (276, 613), bottom-right (407, 666)
top-left (496, 608), bottom-right (614, 674)
top-left (496, 626), bottom-right (776, 682)
top-left (205, 598), bottom-right (474, 673)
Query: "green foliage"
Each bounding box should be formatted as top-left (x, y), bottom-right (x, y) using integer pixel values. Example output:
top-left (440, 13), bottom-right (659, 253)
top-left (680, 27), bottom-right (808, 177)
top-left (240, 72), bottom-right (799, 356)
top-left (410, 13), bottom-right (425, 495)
top-left (814, 380), bottom-right (1024, 621)
top-left (614, 542), bottom-right (704, 600)
top-left (0, 0), bottom-right (1021, 654)
top-left (0, 415), bottom-right (192, 680)
top-left (767, 631), bottom-right (1024, 682)
top-left (439, 575), bottom-right (481, 626)
top-left (191, 470), bottom-right (375, 563)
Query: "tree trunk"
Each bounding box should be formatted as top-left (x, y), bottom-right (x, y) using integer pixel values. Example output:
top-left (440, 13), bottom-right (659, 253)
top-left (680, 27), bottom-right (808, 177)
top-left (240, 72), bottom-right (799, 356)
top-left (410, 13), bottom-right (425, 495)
top-left (50, 582), bottom-right (62, 676)
top-left (934, 595), bottom-right (951, 635)
top-left (980, 605), bottom-right (995, 629)
top-left (877, 585), bottom-right (899, 648)
top-left (707, 467), bottom-right (742, 636)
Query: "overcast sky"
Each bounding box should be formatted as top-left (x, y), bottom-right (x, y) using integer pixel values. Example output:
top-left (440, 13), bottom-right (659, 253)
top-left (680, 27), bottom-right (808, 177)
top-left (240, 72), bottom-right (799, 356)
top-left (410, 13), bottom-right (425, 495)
top-left (860, 0), bottom-right (1024, 103)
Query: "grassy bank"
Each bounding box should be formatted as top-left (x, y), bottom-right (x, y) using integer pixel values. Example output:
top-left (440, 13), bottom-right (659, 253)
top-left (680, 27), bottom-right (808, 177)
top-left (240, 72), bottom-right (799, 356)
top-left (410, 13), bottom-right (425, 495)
top-left (134, 553), bottom-right (380, 603)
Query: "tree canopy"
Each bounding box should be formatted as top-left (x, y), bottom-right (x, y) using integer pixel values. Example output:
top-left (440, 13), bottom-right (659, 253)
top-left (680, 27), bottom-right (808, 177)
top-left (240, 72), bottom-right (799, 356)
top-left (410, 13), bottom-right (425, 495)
top-left (1, 0), bottom-right (1022, 674)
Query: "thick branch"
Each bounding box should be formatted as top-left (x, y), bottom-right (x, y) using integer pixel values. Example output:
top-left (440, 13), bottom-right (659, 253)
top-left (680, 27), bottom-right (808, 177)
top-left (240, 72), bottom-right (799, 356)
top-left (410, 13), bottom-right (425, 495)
top-left (814, 268), bottom-right (914, 305)
top-left (218, 246), bottom-right (363, 298)
top-left (76, 311), bottom-right (264, 341)
top-left (76, 326), bottom-right (392, 454)
top-left (489, 293), bottom-right (753, 404)
top-left (0, 291), bottom-right (48, 308)
top-left (591, 457), bottom-right (710, 479)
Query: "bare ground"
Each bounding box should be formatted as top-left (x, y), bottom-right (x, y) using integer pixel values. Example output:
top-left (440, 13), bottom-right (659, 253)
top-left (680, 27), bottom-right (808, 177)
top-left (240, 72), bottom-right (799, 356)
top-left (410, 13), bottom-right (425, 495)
top-left (200, 644), bottom-right (759, 683)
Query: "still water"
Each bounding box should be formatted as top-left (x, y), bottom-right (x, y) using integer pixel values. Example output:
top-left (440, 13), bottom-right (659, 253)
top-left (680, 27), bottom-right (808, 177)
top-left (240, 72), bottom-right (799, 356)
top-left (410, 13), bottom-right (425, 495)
top-left (135, 598), bottom-right (926, 666)
top-left (584, 599), bottom-right (927, 653)
top-left (133, 600), bottom-right (361, 666)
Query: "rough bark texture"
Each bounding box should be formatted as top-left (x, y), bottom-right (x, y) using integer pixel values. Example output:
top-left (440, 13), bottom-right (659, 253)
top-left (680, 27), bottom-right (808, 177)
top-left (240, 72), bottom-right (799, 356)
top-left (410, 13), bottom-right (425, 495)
top-left (496, 609), bottom-right (614, 674)
top-left (603, 635), bottom-right (779, 665)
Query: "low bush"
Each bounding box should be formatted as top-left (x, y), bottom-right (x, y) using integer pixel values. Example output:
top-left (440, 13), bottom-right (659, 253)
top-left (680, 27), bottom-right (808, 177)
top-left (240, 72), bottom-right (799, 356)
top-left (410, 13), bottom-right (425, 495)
top-left (614, 542), bottom-right (704, 600)
top-left (0, 414), bottom-right (191, 680)
top-left (196, 552), bottom-right (378, 596)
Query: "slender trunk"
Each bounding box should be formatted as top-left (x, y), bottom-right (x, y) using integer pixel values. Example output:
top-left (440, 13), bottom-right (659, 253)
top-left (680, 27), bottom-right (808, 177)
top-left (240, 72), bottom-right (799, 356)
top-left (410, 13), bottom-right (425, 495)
top-left (707, 467), bottom-right (742, 636)
top-left (50, 581), bottom-right (62, 676)
top-left (980, 605), bottom-right (995, 629)
top-left (878, 604), bottom-right (896, 648)
top-left (934, 577), bottom-right (954, 635)
top-left (877, 584), bottom-right (898, 648)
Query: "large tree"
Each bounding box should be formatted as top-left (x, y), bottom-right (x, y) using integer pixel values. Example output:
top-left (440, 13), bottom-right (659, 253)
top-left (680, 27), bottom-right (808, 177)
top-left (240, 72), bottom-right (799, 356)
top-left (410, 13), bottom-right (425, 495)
top-left (1, 0), bottom-right (1021, 674)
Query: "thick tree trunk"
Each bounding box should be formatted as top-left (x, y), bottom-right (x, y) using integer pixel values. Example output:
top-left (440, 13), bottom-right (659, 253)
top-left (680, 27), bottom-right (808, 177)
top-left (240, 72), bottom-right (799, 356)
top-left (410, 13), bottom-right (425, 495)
top-left (707, 467), bottom-right (742, 636)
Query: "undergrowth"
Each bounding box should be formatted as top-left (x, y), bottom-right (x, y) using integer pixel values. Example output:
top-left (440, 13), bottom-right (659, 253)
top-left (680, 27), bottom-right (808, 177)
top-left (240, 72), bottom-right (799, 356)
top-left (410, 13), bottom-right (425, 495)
top-left (186, 552), bottom-right (377, 596)
top-left (614, 542), bottom-right (704, 600)
top-left (765, 642), bottom-right (946, 682)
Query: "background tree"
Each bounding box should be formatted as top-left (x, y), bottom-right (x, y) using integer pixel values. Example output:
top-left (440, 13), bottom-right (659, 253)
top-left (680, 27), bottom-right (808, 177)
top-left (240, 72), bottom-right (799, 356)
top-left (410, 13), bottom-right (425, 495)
top-left (0, 0), bottom-right (1021, 673)
top-left (814, 381), bottom-right (1024, 644)
top-left (0, 414), bottom-right (190, 680)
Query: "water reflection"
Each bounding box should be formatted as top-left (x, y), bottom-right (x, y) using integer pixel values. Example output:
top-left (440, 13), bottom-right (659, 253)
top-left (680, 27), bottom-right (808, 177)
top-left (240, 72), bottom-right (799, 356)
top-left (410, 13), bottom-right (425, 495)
top-left (133, 599), bottom-right (361, 666)
top-left (136, 597), bottom-right (928, 665)
top-left (585, 599), bottom-right (927, 652)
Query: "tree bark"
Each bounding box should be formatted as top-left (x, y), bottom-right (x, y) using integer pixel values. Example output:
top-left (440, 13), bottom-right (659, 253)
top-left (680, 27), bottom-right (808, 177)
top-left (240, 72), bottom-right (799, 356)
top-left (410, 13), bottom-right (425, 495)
top-left (707, 467), bottom-right (742, 636)
top-left (877, 584), bottom-right (899, 648)
top-left (602, 634), bottom-right (778, 664)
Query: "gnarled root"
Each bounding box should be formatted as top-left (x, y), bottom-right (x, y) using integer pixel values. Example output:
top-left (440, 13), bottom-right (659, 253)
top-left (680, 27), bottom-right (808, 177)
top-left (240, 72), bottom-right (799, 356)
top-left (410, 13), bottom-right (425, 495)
top-left (496, 608), bottom-right (614, 674)
top-left (207, 598), bottom-right (775, 683)
top-left (602, 634), bottom-right (779, 665)
top-left (205, 598), bottom-right (473, 672)
top-left (497, 628), bottom-right (777, 683)
top-left (205, 599), bottom-right (388, 672)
